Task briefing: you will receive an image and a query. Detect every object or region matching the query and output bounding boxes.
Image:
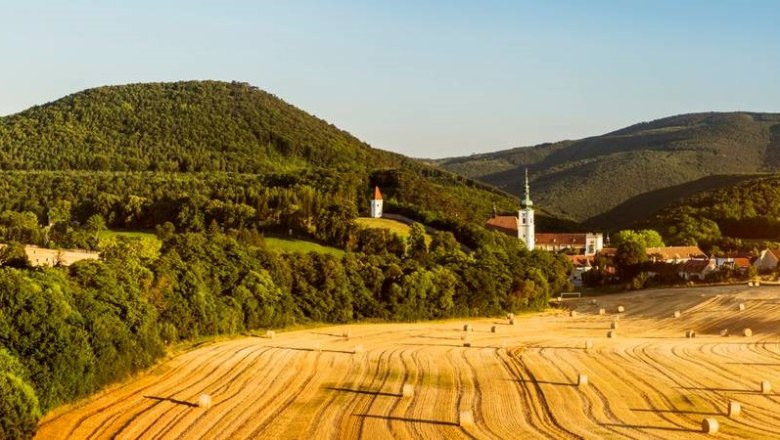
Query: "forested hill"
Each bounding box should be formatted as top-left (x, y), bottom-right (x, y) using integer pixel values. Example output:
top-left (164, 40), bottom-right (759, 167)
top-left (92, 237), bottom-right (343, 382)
top-left (0, 81), bottom-right (576, 244)
top-left (0, 80), bottom-right (398, 172)
top-left (435, 112), bottom-right (780, 223)
top-left (648, 174), bottom-right (780, 245)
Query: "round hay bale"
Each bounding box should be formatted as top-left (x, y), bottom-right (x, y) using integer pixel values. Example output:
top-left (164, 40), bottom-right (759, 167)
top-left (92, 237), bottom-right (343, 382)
top-left (755, 281), bottom-right (761, 287)
top-left (685, 330), bottom-right (696, 338)
top-left (402, 383), bottom-right (414, 398)
top-left (198, 394), bottom-right (212, 409)
top-left (314, 342), bottom-right (323, 352)
top-left (463, 324), bottom-right (472, 332)
top-left (610, 321), bottom-right (619, 330)
top-left (701, 417), bottom-right (719, 434)
top-left (748, 281), bottom-right (754, 287)
top-left (738, 303), bottom-right (746, 311)
top-left (570, 310), bottom-right (578, 317)
top-left (590, 299), bottom-right (597, 305)
top-left (506, 313), bottom-right (514, 320)
top-left (354, 344), bottom-right (364, 354)
top-left (598, 308), bottom-right (606, 316)
top-left (500, 339), bottom-right (509, 349)
top-left (728, 401), bottom-right (741, 417)
top-left (617, 305), bottom-right (625, 313)
top-left (266, 330), bottom-right (276, 339)
top-left (721, 329), bottom-right (729, 337)
top-left (607, 330), bottom-right (616, 338)
top-left (744, 328), bottom-right (753, 337)
top-left (577, 374), bottom-right (589, 386)
top-left (491, 325), bottom-right (497, 333)
top-left (459, 410), bottom-right (475, 427)
top-left (585, 339), bottom-right (593, 350)
top-left (761, 380), bottom-right (772, 394)
top-left (673, 311), bottom-right (681, 318)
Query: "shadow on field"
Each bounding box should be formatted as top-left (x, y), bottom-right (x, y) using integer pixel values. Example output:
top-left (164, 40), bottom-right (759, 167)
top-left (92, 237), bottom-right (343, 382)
top-left (309, 331), bottom-right (347, 337)
top-left (354, 414), bottom-right (458, 426)
top-left (507, 378), bottom-right (574, 387)
top-left (325, 387), bottom-right (401, 397)
top-left (268, 346), bottom-right (355, 354)
top-left (676, 386), bottom-right (780, 395)
top-left (600, 422), bottom-right (697, 432)
top-left (631, 408), bottom-right (720, 416)
top-left (144, 395), bottom-right (198, 407)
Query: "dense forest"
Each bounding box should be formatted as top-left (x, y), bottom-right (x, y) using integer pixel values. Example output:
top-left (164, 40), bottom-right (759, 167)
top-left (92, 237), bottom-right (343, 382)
top-left (0, 81), bottom-right (575, 438)
top-left (437, 112), bottom-right (780, 223)
top-left (648, 174), bottom-right (780, 250)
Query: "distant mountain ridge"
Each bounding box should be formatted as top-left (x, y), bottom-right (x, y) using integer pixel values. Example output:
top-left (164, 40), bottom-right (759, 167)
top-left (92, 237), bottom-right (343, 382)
top-left (436, 112), bottom-right (780, 226)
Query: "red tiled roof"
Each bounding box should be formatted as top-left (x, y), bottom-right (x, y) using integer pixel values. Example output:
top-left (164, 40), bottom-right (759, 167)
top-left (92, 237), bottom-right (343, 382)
top-left (769, 248), bottom-right (780, 260)
top-left (536, 233), bottom-right (587, 246)
top-left (647, 246), bottom-right (706, 260)
top-left (733, 258), bottom-right (751, 268)
top-left (372, 186), bottom-right (383, 201)
top-left (567, 255), bottom-right (594, 267)
top-left (485, 216), bottom-right (518, 235)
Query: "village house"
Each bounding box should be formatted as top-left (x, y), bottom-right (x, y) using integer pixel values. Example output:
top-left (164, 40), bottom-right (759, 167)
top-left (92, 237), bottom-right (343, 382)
top-left (754, 248), bottom-right (780, 272)
top-left (677, 258), bottom-right (717, 281)
top-left (485, 170), bottom-right (604, 255)
top-left (599, 246), bottom-right (707, 263)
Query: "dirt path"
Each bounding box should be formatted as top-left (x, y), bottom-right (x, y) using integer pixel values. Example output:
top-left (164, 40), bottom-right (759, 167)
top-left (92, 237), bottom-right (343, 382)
top-left (36, 285), bottom-right (780, 439)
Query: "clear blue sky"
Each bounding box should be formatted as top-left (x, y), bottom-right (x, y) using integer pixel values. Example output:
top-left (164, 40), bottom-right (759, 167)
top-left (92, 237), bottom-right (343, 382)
top-left (1, 1), bottom-right (778, 158)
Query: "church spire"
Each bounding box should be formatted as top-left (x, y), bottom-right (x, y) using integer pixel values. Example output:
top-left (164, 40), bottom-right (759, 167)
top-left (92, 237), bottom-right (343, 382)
top-left (521, 168), bottom-right (533, 208)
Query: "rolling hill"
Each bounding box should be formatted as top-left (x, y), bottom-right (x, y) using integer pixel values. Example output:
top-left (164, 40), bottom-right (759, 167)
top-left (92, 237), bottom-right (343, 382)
top-left (0, 81), bottom-right (578, 243)
top-left (436, 112), bottom-right (780, 226)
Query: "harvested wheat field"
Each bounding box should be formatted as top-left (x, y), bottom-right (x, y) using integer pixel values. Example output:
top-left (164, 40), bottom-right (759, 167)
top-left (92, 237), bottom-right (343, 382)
top-left (36, 285), bottom-right (780, 439)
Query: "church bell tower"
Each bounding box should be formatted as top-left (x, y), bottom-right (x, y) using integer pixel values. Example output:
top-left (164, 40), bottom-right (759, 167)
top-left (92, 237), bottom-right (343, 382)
top-left (518, 169), bottom-right (535, 251)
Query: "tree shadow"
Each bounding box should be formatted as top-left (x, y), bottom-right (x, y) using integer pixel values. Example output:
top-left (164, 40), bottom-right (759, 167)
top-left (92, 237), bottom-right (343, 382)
top-left (325, 387), bottom-right (401, 398)
top-left (354, 413), bottom-right (458, 426)
top-left (506, 378), bottom-right (574, 387)
top-left (309, 331), bottom-right (346, 337)
top-left (630, 408), bottom-right (720, 416)
top-left (725, 362), bottom-right (780, 366)
top-left (676, 386), bottom-right (779, 395)
top-left (144, 395), bottom-right (198, 407)
top-left (268, 345), bottom-right (355, 354)
top-left (599, 422), bottom-right (698, 433)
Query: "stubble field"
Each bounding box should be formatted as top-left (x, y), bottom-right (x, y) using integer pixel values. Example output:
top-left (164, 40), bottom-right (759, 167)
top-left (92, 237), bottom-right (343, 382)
top-left (36, 285), bottom-right (780, 439)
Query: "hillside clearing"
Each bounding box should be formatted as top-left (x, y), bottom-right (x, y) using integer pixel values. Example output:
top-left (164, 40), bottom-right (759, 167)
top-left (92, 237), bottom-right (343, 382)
top-left (264, 236), bottom-right (345, 256)
top-left (356, 217), bottom-right (432, 244)
top-left (36, 285), bottom-right (780, 439)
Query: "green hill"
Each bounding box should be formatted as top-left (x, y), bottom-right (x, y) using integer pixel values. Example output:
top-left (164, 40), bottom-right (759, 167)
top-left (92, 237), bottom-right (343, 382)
top-left (436, 112), bottom-right (780, 224)
top-left (0, 81), bottom-right (577, 249)
top-left (648, 173), bottom-right (780, 244)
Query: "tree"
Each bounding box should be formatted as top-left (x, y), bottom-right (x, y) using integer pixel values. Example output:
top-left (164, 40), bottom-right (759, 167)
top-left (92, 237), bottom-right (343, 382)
top-left (611, 229), bottom-right (665, 248)
top-left (614, 240), bottom-right (648, 281)
top-left (407, 223), bottom-right (428, 261)
top-left (85, 214), bottom-right (107, 242)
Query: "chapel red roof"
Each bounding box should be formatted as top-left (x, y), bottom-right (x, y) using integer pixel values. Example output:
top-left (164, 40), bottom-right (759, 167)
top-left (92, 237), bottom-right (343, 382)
top-left (372, 186), bottom-right (383, 201)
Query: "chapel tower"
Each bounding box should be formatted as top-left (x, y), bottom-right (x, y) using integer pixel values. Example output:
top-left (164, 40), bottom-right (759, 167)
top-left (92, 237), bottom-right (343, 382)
top-left (518, 169), bottom-right (535, 250)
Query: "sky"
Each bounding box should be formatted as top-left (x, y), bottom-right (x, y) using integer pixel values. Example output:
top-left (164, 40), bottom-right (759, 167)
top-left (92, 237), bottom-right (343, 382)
top-left (1, 1), bottom-right (779, 158)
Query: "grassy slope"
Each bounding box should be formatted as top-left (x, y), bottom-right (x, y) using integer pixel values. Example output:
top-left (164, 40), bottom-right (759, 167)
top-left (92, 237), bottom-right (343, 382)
top-left (263, 236), bottom-right (345, 256)
top-left (436, 112), bottom-right (780, 223)
top-left (355, 217), bottom-right (432, 244)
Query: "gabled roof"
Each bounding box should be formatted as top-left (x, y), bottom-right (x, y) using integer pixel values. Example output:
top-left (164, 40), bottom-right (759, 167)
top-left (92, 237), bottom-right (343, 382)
top-left (598, 246), bottom-right (705, 260)
top-left (679, 259), bottom-right (713, 273)
top-left (372, 186), bottom-right (383, 201)
top-left (485, 215), bottom-right (518, 235)
top-left (767, 248), bottom-right (780, 260)
top-left (536, 233), bottom-right (587, 246)
top-left (647, 246), bottom-right (706, 260)
top-left (567, 255), bottom-right (594, 267)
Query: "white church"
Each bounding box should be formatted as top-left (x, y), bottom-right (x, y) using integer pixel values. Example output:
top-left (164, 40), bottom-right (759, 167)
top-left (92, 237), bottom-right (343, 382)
top-left (486, 170), bottom-right (604, 255)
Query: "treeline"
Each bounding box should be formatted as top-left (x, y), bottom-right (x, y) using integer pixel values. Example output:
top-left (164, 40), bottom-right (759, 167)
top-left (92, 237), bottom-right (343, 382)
top-left (0, 227), bottom-right (572, 439)
top-left (0, 169), bottom-right (520, 251)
